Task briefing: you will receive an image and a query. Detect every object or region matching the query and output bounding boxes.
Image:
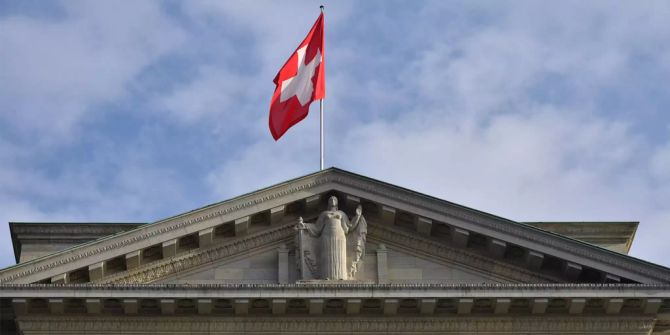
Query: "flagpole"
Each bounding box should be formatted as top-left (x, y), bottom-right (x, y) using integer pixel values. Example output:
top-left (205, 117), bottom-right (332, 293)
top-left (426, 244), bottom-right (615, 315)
top-left (319, 5), bottom-right (325, 171)
top-left (320, 99), bottom-right (324, 170)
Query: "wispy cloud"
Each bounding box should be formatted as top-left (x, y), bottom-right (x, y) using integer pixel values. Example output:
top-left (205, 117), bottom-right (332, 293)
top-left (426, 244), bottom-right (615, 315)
top-left (1, 1), bottom-right (669, 270)
top-left (208, 1), bottom-right (670, 266)
top-left (0, 1), bottom-right (186, 136)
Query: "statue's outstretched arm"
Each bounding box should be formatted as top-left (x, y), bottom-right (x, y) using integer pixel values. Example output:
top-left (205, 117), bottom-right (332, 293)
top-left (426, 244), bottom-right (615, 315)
top-left (304, 213), bottom-right (326, 237)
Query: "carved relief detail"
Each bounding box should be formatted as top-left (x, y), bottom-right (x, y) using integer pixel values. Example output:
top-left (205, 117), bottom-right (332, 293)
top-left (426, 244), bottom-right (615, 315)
top-left (100, 224), bottom-right (294, 284)
top-left (369, 223), bottom-right (558, 283)
top-left (17, 316), bottom-right (656, 333)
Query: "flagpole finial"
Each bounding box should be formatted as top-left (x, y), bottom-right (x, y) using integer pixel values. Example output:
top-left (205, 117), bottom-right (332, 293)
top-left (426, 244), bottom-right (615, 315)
top-left (320, 5), bottom-right (324, 12)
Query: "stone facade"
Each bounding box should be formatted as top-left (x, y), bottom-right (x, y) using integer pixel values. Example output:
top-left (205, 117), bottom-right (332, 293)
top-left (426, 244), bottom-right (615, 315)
top-left (0, 168), bottom-right (668, 334)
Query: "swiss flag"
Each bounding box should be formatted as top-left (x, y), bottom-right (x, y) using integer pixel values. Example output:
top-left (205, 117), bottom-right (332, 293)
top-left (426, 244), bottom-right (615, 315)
top-left (269, 13), bottom-right (325, 140)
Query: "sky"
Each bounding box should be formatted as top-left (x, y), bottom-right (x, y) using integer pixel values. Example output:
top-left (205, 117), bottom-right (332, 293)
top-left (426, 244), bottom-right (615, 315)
top-left (1, 1), bottom-right (669, 269)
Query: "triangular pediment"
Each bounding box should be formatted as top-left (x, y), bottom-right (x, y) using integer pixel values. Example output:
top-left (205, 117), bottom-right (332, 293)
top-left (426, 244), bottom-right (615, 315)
top-left (1, 168), bottom-right (668, 286)
top-left (154, 235), bottom-right (548, 286)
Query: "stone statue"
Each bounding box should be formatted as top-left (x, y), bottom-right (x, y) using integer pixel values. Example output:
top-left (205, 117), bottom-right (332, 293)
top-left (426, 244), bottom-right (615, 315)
top-left (295, 196), bottom-right (367, 280)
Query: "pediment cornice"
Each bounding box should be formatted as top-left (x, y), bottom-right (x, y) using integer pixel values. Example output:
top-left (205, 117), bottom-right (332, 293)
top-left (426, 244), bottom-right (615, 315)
top-left (96, 221), bottom-right (558, 285)
top-left (369, 223), bottom-right (559, 283)
top-left (1, 168), bottom-right (668, 284)
top-left (100, 223), bottom-right (294, 284)
top-left (0, 170), bottom-right (332, 284)
top-left (326, 172), bottom-right (670, 283)
top-left (2, 282), bottom-right (669, 298)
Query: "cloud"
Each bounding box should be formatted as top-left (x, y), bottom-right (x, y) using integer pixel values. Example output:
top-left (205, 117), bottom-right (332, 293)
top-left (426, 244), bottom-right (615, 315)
top-left (0, 1), bottom-right (190, 266)
top-left (0, 1), bottom-right (186, 137)
top-left (208, 2), bottom-right (670, 267)
top-left (157, 66), bottom-right (252, 123)
top-left (0, 133), bottom-right (199, 266)
top-left (1, 1), bottom-right (670, 272)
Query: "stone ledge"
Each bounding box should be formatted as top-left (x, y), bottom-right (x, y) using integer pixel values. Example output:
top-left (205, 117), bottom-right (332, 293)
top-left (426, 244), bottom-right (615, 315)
top-left (15, 315), bottom-right (657, 334)
top-left (1, 283), bottom-right (669, 300)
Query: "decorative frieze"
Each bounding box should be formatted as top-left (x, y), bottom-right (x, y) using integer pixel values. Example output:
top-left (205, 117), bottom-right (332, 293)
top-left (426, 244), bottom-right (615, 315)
top-left (100, 224), bottom-right (294, 284)
top-left (15, 316), bottom-right (657, 334)
top-left (2, 282), bottom-right (668, 298)
top-left (369, 224), bottom-right (558, 283)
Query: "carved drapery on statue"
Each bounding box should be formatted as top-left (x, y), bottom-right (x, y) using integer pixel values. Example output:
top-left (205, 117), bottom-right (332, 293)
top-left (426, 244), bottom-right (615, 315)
top-left (295, 196), bottom-right (367, 280)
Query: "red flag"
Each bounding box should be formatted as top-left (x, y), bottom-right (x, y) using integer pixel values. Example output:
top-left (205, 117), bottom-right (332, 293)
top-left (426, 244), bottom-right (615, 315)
top-left (269, 13), bottom-right (325, 140)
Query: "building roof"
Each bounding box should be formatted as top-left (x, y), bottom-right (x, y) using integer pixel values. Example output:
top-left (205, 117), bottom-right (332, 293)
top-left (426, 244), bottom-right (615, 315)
top-left (1, 167), bottom-right (669, 334)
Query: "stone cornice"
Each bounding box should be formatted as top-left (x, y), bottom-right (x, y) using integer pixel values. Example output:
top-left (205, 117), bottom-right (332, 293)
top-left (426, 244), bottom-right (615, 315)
top-left (1, 168), bottom-right (668, 284)
top-left (2, 283), bottom-right (669, 299)
top-left (103, 221), bottom-right (556, 285)
top-left (15, 316), bottom-right (656, 333)
top-left (525, 221), bottom-right (637, 253)
top-left (100, 223), bottom-right (295, 284)
top-left (10, 223), bottom-right (144, 236)
top-left (369, 223), bottom-right (559, 283)
top-left (325, 170), bottom-right (670, 283)
top-left (0, 171), bottom-right (331, 283)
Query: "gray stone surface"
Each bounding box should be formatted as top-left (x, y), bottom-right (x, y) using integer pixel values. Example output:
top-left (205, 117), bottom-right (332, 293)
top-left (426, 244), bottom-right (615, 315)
top-left (2, 168), bottom-right (669, 334)
top-left (158, 248), bottom-right (279, 284)
top-left (385, 248), bottom-right (503, 284)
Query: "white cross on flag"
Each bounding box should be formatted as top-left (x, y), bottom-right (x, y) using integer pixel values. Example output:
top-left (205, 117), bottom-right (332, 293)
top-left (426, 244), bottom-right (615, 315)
top-left (269, 13), bottom-right (325, 140)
